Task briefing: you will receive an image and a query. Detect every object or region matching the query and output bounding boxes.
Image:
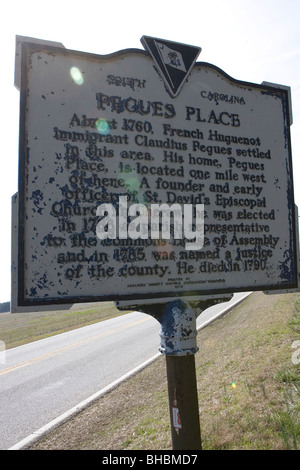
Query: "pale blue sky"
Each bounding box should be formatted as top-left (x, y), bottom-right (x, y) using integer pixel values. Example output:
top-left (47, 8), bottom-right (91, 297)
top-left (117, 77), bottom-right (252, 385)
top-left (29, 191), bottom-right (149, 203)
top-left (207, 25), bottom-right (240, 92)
top-left (1, 0), bottom-right (299, 302)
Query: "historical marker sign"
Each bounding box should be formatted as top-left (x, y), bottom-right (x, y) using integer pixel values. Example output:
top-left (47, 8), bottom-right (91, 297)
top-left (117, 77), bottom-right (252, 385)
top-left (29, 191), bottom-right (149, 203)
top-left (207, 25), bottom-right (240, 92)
top-left (16, 37), bottom-right (297, 306)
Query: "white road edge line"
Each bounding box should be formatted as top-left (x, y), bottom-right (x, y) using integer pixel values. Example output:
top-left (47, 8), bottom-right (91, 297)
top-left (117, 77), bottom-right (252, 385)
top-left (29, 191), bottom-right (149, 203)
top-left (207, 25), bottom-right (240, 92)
top-left (9, 292), bottom-right (251, 451)
top-left (197, 292), bottom-right (252, 331)
top-left (9, 352), bottom-right (162, 451)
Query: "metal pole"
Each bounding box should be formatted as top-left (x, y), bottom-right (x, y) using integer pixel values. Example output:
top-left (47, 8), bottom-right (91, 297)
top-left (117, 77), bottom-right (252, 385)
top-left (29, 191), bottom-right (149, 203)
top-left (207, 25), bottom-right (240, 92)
top-left (165, 354), bottom-right (201, 450)
top-left (118, 295), bottom-right (233, 451)
top-left (158, 299), bottom-right (201, 450)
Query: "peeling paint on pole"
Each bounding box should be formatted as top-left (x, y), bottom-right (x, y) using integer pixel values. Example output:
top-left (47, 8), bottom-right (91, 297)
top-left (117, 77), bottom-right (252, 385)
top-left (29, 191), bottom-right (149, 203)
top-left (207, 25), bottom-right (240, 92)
top-left (159, 299), bottom-right (198, 355)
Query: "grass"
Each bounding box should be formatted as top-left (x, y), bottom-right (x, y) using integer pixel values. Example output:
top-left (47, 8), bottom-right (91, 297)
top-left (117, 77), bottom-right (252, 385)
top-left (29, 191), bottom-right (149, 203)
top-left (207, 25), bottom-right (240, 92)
top-left (0, 301), bottom-right (130, 349)
top-left (196, 292), bottom-right (300, 450)
top-left (27, 291), bottom-right (300, 450)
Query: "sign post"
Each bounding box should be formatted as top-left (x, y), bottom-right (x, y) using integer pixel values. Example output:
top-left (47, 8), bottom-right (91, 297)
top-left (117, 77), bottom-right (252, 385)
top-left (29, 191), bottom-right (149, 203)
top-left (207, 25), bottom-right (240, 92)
top-left (138, 295), bottom-right (232, 450)
top-left (159, 299), bottom-right (202, 450)
top-left (166, 354), bottom-right (201, 450)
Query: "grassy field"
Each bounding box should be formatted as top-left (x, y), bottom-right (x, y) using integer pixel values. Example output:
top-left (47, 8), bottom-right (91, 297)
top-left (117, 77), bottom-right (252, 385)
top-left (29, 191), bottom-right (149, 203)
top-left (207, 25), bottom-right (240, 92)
top-left (26, 291), bottom-right (300, 451)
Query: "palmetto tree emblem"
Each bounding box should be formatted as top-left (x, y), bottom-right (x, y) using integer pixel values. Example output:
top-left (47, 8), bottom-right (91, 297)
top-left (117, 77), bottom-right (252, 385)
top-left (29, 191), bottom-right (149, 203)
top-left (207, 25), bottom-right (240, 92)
top-left (141, 36), bottom-right (201, 97)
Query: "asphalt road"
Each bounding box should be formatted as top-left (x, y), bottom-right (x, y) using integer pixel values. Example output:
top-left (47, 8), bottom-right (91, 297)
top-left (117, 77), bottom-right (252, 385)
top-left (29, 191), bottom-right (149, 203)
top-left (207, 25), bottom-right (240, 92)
top-left (0, 293), bottom-right (249, 450)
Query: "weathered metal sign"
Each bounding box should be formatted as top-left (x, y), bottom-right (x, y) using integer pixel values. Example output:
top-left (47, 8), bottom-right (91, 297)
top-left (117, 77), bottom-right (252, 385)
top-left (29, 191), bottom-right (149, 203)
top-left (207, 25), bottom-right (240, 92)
top-left (16, 36), bottom-right (298, 306)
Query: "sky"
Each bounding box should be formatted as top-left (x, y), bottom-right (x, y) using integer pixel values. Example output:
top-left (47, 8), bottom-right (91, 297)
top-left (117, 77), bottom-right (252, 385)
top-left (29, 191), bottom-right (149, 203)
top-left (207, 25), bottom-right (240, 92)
top-left (1, 0), bottom-right (300, 303)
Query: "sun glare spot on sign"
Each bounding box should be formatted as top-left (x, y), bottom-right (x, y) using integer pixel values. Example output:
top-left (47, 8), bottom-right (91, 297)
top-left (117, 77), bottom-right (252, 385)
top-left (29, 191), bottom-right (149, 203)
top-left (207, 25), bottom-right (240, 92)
top-left (125, 175), bottom-right (141, 194)
top-left (157, 242), bottom-right (173, 255)
top-left (95, 118), bottom-right (110, 135)
top-left (70, 66), bottom-right (84, 85)
top-left (119, 169), bottom-right (141, 195)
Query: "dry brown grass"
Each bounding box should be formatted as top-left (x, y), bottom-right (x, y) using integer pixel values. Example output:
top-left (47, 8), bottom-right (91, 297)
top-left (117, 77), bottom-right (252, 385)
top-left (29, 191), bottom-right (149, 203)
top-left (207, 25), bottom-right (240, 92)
top-left (0, 302), bottom-right (129, 349)
top-left (28, 291), bottom-right (300, 450)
